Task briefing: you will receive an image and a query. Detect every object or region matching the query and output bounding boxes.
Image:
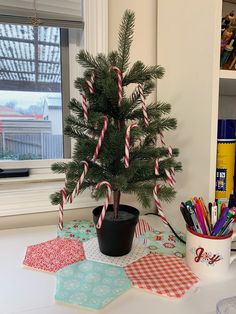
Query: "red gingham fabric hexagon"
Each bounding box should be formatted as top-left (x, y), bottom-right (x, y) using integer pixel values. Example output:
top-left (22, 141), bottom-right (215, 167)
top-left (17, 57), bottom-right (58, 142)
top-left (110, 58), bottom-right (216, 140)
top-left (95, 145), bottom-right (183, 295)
top-left (23, 237), bottom-right (85, 273)
top-left (124, 253), bottom-right (199, 298)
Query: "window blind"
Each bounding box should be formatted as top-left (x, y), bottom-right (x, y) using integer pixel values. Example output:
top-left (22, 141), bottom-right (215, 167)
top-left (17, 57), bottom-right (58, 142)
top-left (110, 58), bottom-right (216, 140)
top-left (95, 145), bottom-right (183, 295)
top-left (0, 0), bottom-right (83, 28)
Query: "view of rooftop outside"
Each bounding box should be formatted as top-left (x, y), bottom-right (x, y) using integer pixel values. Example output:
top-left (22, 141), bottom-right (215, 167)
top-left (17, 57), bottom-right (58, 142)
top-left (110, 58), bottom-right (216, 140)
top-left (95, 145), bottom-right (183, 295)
top-left (0, 24), bottom-right (63, 161)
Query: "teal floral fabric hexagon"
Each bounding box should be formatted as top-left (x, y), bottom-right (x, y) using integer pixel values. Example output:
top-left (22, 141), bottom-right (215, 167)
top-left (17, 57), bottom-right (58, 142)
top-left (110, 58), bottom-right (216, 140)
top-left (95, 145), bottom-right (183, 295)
top-left (55, 260), bottom-right (132, 310)
top-left (57, 220), bottom-right (96, 242)
top-left (140, 230), bottom-right (186, 258)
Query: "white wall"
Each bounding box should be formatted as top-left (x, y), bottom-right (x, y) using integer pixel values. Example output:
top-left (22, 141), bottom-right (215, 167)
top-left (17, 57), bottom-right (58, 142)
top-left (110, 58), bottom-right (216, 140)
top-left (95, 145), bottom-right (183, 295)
top-left (157, 0), bottom-right (222, 229)
top-left (108, 0), bottom-right (157, 101)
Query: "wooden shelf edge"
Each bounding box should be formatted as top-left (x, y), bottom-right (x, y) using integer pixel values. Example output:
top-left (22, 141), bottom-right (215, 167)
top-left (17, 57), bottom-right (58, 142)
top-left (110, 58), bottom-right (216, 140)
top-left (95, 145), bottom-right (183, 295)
top-left (220, 69), bottom-right (236, 80)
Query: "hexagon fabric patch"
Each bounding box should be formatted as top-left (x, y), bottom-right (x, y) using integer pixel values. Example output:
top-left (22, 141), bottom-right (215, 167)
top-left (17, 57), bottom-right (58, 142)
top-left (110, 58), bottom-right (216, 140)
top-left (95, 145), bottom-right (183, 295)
top-left (140, 230), bottom-right (186, 258)
top-left (83, 237), bottom-right (148, 267)
top-left (57, 220), bottom-right (96, 242)
top-left (125, 253), bottom-right (199, 298)
top-left (55, 260), bottom-right (132, 310)
top-left (23, 237), bottom-right (85, 273)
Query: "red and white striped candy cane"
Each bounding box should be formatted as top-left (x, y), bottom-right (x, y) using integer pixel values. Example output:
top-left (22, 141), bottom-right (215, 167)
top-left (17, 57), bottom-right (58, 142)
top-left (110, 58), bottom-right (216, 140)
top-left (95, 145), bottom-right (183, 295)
top-left (154, 158), bottom-right (159, 175)
top-left (111, 66), bottom-right (122, 106)
top-left (153, 183), bottom-right (168, 226)
top-left (159, 130), bottom-right (165, 146)
top-left (124, 123), bottom-right (138, 168)
top-left (138, 84), bottom-right (149, 126)
top-left (85, 72), bottom-right (95, 94)
top-left (69, 161), bottom-right (89, 204)
top-left (92, 116), bottom-right (108, 163)
top-left (167, 146), bottom-right (176, 186)
top-left (58, 188), bottom-right (67, 230)
top-left (165, 169), bottom-right (175, 187)
top-left (96, 181), bottom-right (112, 229)
top-left (167, 146), bottom-right (173, 158)
top-left (81, 91), bottom-right (88, 121)
top-left (85, 79), bottom-right (94, 94)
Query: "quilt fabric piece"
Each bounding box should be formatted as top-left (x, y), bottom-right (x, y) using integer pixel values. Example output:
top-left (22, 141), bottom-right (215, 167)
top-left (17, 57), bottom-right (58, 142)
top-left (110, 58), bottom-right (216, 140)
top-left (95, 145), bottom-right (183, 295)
top-left (140, 230), bottom-right (186, 258)
top-left (23, 237), bottom-right (85, 273)
top-left (83, 238), bottom-right (148, 267)
top-left (55, 260), bottom-right (132, 310)
top-left (57, 220), bottom-right (96, 242)
top-left (125, 253), bottom-right (199, 298)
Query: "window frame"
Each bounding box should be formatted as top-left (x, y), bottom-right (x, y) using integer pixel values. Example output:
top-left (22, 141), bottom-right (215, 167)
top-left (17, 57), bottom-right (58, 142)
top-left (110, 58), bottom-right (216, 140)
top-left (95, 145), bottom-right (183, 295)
top-left (0, 0), bottom-right (108, 216)
top-left (0, 0), bottom-right (108, 172)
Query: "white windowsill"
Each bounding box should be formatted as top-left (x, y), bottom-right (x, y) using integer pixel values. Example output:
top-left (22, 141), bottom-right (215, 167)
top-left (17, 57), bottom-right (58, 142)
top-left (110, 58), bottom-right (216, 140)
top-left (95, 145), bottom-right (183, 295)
top-left (0, 172), bottom-right (65, 185)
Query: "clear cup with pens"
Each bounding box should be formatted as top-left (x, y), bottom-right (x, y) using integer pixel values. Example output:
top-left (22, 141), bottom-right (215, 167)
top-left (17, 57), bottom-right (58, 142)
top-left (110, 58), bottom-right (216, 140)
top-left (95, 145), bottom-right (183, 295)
top-left (181, 197), bottom-right (236, 279)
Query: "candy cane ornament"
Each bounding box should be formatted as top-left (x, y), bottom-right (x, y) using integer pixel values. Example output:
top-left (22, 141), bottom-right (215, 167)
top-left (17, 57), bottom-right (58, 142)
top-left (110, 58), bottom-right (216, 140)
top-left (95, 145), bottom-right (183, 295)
top-left (167, 146), bottom-right (176, 186)
top-left (165, 169), bottom-right (175, 187)
top-left (160, 130), bottom-right (166, 146)
top-left (154, 158), bottom-right (159, 175)
top-left (111, 66), bottom-right (122, 106)
top-left (85, 79), bottom-right (94, 94)
top-left (81, 91), bottom-right (88, 121)
top-left (124, 123), bottom-right (138, 168)
top-left (138, 84), bottom-right (149, 126)
top-left (69, 161), bottom-right (89, 204)
top-left (153, 183), bottom-right (168, 226)
top-left (96, 181), bottom-right (112, 229)
top-left (92, 116), bottom-right (108, 163)
top-left (58, 188), bottom-right (67, 230)
top-left (85, 72), bottom-right (95, 94)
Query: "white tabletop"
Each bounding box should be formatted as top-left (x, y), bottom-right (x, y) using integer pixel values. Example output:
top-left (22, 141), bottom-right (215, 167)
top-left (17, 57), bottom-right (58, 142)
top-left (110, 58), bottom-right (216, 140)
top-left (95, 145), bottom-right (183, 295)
top-left (1, 215), bottom-right (236, 314)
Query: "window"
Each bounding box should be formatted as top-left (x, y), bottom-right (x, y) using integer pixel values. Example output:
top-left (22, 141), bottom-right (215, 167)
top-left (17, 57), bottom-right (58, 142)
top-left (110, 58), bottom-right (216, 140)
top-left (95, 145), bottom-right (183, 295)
top-left (0, 23), bottom-right (70, 161)
top-left (0, 0), bottom-right (108, 218)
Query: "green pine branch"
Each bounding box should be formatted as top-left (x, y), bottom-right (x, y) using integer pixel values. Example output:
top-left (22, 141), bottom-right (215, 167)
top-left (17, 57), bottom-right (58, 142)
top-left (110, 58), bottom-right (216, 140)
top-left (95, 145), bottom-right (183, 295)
top-left (123, 62), bottom-right (165, 85)
top-left (117, 10), bottom-right (135, 71)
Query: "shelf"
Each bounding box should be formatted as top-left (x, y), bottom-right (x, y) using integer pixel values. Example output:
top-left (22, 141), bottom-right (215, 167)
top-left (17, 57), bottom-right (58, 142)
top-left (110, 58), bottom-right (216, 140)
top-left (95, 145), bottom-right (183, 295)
top-left (219, 70), bottom-right (236, 96)
top-left (220, 70), bottom-right (236, 79)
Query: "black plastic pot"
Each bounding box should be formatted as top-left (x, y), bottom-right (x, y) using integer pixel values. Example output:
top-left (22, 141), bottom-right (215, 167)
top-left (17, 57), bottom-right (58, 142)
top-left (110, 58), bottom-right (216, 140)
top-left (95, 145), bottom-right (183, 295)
top-left (93, 204), bottom-right (139, 256)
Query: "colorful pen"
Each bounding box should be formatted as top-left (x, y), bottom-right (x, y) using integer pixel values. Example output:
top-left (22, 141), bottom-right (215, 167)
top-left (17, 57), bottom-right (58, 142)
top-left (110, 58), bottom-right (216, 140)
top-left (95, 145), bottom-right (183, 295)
top-left (188, 206), bottom-right (203, 234)
top-left (218, 217), bottom-right (234, 236)
top-left (195, 203), bottom-right (208, 235)
top-left (217, 199), bottom-right (222, 220)
top-left (211, 203), bottom-right (218, 227)
top-left (180, 205), bottom-right (194, 229)
top-left (211, 207), bottom-right (229, 236)
top-left (198, 197), bottom-right (211, 233)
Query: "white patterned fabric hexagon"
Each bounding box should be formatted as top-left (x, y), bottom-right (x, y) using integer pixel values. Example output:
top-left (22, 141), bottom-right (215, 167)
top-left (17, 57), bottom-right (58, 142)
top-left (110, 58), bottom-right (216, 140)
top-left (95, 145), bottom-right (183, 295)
top-left (83, 237), bottom-right (148, 267)
top-left (55, 260), bottom-right (132, 310)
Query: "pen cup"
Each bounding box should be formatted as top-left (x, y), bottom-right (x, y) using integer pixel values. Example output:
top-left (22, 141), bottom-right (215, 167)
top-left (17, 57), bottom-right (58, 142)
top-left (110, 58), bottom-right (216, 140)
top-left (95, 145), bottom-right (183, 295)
top-left (186, 226), bottom-right (236, 279)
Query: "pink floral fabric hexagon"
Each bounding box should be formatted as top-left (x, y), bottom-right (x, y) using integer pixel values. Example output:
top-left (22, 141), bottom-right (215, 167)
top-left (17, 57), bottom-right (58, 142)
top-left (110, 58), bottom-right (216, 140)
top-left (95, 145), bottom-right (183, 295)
top-left (23, 237), bottom-right (85, 273)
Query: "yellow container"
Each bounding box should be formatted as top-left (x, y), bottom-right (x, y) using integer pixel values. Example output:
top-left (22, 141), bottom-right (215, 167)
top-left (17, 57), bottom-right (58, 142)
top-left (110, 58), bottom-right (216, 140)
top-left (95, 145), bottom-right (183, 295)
top-left (216, 140), bottom-right (235, 199)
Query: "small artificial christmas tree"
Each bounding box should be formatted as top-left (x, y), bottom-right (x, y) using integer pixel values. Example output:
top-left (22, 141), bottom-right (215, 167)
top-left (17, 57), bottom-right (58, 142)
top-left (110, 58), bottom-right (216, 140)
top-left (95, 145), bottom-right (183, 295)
top-left (51, 10), bottom-right (181, 255)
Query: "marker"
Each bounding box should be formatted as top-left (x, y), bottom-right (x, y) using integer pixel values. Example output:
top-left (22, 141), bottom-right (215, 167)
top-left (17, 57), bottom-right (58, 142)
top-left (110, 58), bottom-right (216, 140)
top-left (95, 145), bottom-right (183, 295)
top-left (195, 203), bottom-right (208, 235)
top-left (219, 217), bottom-right (234, 236)
top-left (200, 197), bottom-right (211, 233)
top-left (222, 218), bottom-right (234, 235)
top-left (211, 207), bottom-right (229, 236)
top-left (208, 202), bottom-right (212, 230)
top-left (211, 203), bottom-right (218, 227)
top-left (188, 206), bottom-right (203, 234)
top-left (220, 202), bottom-right (226, 218)
top-left (217, 199), bottom-right (222, 219)
top-left (180, 205), bottom-right (194, 229)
